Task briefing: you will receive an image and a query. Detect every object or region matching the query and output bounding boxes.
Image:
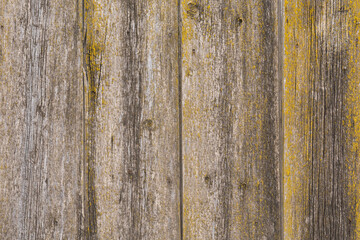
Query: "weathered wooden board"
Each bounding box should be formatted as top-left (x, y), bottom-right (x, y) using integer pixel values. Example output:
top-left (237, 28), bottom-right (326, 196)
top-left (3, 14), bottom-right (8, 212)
top-left (82, 0), bottom-right (180, 239)
top-left (181, 0), bottom-right (281, 239)
top-left (3, 0), bottom-right (360, 239)
top-left (0, 0), bottom-right (84, 239)
top-left (284, 0), bottom-right (360, 239)
top-left (1, 0), bottom-right (181, 239)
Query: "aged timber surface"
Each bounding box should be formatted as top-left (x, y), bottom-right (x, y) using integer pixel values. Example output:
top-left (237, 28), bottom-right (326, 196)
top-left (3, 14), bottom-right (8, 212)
top-left (2, 0), bottom-right (360, 239)
top-left (0, 0), bottom-right (83, 239)
top-left (181, 0), bottom-right (281, 239)
top-left (83, 0), bottom-right (180, 239)
top-left (284, 0), bottom-right (360, 239)
top-left (0, 0), bottom-right (181, 239)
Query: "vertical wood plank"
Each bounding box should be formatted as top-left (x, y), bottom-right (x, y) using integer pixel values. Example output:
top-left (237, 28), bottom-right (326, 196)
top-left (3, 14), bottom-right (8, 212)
top-left (0, 0), bottom-right (84, 239)
top-left (181, 0), bottom-right (281, 239)
top-left (83, 0), bottom-right (180, 239)
top-left (284, 0), bottom-right (360, 238)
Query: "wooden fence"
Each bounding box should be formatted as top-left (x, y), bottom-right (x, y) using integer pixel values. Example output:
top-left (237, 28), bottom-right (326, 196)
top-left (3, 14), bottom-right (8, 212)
top-left (1, 0), bottom-right (359, 239)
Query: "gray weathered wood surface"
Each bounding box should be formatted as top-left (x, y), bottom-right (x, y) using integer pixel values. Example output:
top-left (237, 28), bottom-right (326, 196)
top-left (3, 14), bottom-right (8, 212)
top-left (1, 0), bottom-right (83, 238)
top-left (181, 0), bottom-right (281, 239)
top-left (1, 0), bottom-right (360, 239)
top-left (284, 0), bottom-right (360, 239)
top-left (83, 0), bottom-right (180, 239)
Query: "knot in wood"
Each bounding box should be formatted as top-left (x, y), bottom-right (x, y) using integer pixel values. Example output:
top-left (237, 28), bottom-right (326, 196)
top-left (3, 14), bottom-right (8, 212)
top-left (186, 2), bottom-right (199, 19)
top-left (143, 119), bottom-right (154, 131)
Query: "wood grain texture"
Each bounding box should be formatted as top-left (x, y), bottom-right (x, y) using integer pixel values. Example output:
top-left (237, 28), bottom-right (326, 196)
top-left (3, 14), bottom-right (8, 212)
top-left (82, 0), bottom-right (181, 239)
top-left (0, 0), bottom-right (84, 239)
top-left (181, 0), bottom-right (281, 239)
top-left (3, 0), bottom-right (360, 239)
top-left (1, 0), bottom-right (181, 239)
top-left (284, 0), bottom-right (360, 239)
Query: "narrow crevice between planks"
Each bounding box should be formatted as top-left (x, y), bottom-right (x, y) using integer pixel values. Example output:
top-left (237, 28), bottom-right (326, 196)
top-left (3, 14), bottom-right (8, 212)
top-left (278, 0), bottom-right (285, 239)
top-left (178, 0), bottom-right (184, 238)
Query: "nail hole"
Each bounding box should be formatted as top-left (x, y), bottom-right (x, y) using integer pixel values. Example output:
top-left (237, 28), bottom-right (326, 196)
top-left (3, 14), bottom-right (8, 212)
top-left (204, 174), bottom-right (212, 188)
top-left (127, 169), bottom-right (134, 179)
top-left (236, 17), bottom-right (243, 27)
top-left (167, 177), bottom-right (172, 186)
top-left (239, 182), bottom-right (247, 196)
top-left (111, 135), bottom-right (114, 151)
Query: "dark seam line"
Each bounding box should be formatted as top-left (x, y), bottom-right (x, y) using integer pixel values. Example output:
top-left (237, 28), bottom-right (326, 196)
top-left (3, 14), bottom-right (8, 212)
top-left (82, 0), bottom-right (87, 237)
top-left (278, 0), bottom-right (285, 239)
top-left (177, 0), bottom-right (183, 239)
